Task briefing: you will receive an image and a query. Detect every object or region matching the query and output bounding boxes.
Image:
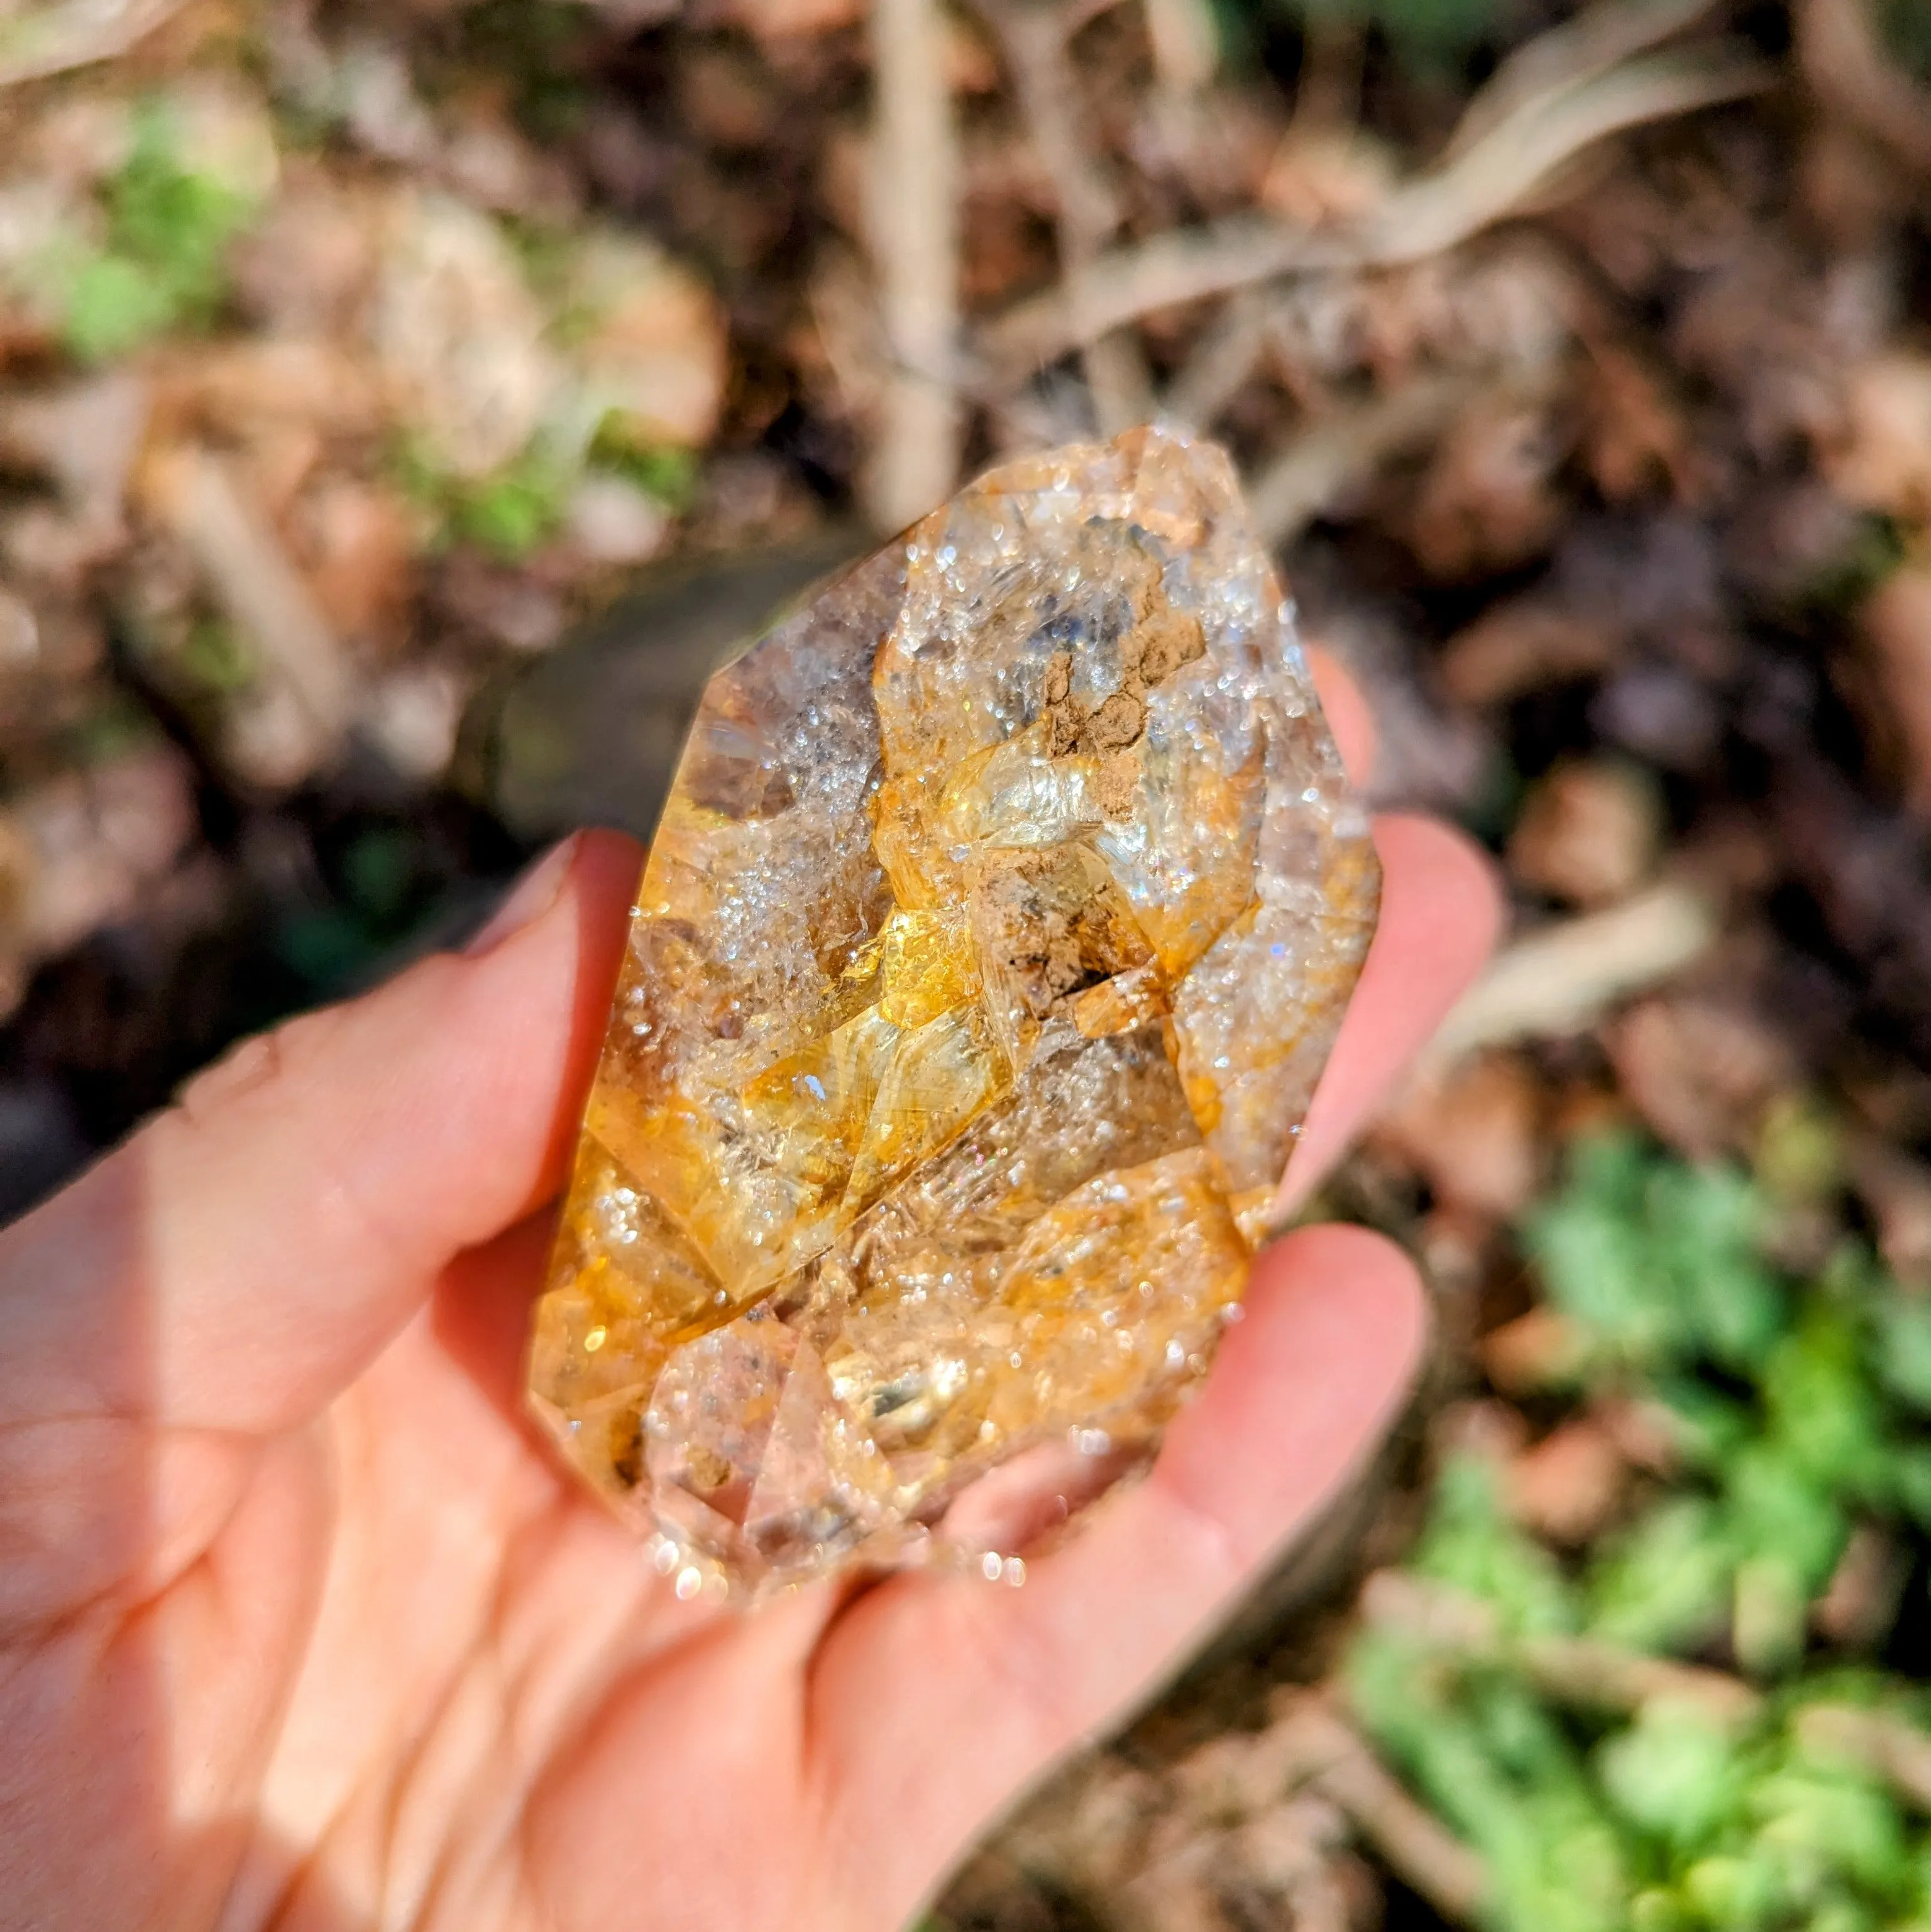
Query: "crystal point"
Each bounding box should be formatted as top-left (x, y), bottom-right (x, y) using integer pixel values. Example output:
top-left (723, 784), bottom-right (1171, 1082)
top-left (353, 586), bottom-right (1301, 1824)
top-left (527, 426), bottom-right (1379, 1595)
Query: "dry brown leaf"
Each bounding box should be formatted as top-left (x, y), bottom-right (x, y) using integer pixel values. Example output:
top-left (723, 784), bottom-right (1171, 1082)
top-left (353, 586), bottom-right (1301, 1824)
top-left (1827, 354), bottom-right (1931, 524)
top-left (1481, 1305), bottom-right (1588, 1393)
top-left (983, 40), bottom-right (1768, 368)
top-left (151, 339), bottom-right (384, 446)
top-left (294, 479), bottom-right (418, 650)
top-left (571, 229), bottom-right (729, 449)
top-left (1795, 0), bottom-right (1931, 175)
top-left (727, 0), bottom-right (864, 43)
top-left (1259, 128), bottom-right (1396, 229)
top-left (1509, 756), bottom-right (1663, 906)
top-left (1405, 390), bottom-right (1571, 578)
top-left (1856, 566), bottom-right (1931, 815)
top-left (1441, 598), bottom-right (1619, 706)
top-left (1607, 993), bottom-right (1792, 1158)
top-left (371, 189), bottom-right (561, 480)
top-left (1813, 1523), bottom-right (1908, 1649)
top-left (1506, 1416), bottom-right (1629, 1544)
top-left (1375, 1051), bottom-right (1545, 1220)
top-left (1580, 339), bottom-right (1697, 501)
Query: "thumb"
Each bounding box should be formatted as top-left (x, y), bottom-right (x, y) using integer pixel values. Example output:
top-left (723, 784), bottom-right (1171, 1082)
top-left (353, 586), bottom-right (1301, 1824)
top-left (0, 830), bottom-right (641, 1437)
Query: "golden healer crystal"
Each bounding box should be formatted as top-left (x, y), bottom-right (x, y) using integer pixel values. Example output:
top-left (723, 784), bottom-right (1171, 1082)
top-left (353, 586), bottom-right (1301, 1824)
top-left (526, 426), bottom-right (1380, 1595)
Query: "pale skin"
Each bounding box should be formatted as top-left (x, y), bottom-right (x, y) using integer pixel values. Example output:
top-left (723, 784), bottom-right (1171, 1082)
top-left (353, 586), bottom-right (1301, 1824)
top-left (0, 661), bottom-right (1500, 1932)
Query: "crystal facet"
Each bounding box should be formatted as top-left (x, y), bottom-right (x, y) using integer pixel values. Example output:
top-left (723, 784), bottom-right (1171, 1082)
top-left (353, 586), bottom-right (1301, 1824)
top-left (526, 426), bottom-right (1380, 1594)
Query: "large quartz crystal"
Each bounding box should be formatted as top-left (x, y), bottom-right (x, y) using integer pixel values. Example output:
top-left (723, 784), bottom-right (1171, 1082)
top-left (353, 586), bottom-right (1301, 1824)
top-left (527, 425), bottom-right (1380, 1596)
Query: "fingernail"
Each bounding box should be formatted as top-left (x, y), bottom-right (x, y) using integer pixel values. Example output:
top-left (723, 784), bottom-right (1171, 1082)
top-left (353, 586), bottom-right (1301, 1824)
top-left (465, 834), bottom-right (580, 957)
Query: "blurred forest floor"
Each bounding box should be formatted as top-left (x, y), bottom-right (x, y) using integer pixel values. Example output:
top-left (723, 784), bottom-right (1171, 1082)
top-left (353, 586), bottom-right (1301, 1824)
top-left (4, 0), bottom-right (1931, 1924)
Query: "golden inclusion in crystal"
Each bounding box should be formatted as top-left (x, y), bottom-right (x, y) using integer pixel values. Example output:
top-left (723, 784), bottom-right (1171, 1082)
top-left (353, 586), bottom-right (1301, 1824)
top-left (526, 426), bottom-right (1380, 1594)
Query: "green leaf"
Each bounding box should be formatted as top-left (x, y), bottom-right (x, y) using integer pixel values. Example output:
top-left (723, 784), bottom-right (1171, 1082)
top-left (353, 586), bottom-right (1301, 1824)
top-left (455, 464), bottom-right (568, 558)
top-left (1596, 1703), bottom-right (1743, 1853)
top-left (1587, 1496), bottom-right (1736, 1655)
top-left (62, 253), bottom-right (175, 363)
top-left (1732, 1554), bottom-right (1810, 1679)
top-left (1749, 1765), bottom-right (1912, 1902)
top-left (1761, 1311), bottom-right (1891, 1501)
top-left (1523, 1136), bottom-right (1785, 1382)
top-left (58, 97), bottom-right (260, 361)
top-left (590, 424), bottom-right (700, 512)
top-left (1874, 1295), bottom-right (1931, 1415)
top-left (1410, 1452), bottom-right (1576, 1636)
top-left (1725, 1444), bottom-right (1848, 1593)
top-left (1681, 1852), bottom-right (1784, 1929)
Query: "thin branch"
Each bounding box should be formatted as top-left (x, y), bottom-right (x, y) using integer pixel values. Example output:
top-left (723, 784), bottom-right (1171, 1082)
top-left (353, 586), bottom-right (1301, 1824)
top-left (864, 0), bottom-right (964, 530)
top-left (1245, 369), bottom-right (1480, 547)
top-left (1444, 0), bottom-right (1722, 157)
top-left (1362, 1572), bottom-right (1764, 1726)
top-left (1267, 1695), bottom-right (1490, 1923)
top-left (1160, 287), bottom-right (1270, 431)
top-left (1794, 0), bottom-right (1931, 175)
top-left (1797, 1705), bottom-right (1931, 1811)
top-left (982, 42), bottom-right (1770, 371)
top-left (141, 444), bottom-right (353, 755)
top-left (974, 0), bottom-right (1153, 432)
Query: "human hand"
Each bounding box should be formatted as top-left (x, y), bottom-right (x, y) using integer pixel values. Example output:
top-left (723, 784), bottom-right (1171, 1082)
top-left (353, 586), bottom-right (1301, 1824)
top-left (0, 661), bottom-right (1498, 1932)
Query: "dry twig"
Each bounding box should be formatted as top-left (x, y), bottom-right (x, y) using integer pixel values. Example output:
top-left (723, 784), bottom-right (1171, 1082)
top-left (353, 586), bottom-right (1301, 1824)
top-left (1443, 0), bottom-right (1722, 156)
top-left (1796, 1704), bottom-right (1931, 1811)
top-left (973, 0), bottom-right (1152, 432)
top-left (1162, 288), bottom-right (1272, 431)
top-left (1267, 1693), bottom-right (1490, 1922)
top-left (1794, 0), bottom-right (1931, 175)
top-left (864, 0), bottom-right (964, 530)
top-left (1245, 370), bottom-right (1483, 546)
top-left (982, 40), bottom-right (1770, 371)
top-left (141, 444), bottom-right (353, 771)
top-left (1362, 1572), bottom-right (1764, 1726)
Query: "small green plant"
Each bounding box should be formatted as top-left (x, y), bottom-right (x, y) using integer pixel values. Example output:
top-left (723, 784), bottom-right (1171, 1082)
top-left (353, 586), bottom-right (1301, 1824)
top-left (393, 438), bottom-right (571, 562)
top-left (62, 102), bottom-right (260, 362)
top-left (588, 421), bottom-right (700, 517)
top-left (1351, 1135), bottom-right (1931, 1930)
top-left (396, 417), bottom-right (693, 563)
top-left (451, 449), bottom-right (576, 559)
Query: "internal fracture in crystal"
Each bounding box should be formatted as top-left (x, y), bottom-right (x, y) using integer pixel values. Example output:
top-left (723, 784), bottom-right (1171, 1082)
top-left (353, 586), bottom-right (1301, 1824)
top-left (526, 425), bottom-right (1380, 1594)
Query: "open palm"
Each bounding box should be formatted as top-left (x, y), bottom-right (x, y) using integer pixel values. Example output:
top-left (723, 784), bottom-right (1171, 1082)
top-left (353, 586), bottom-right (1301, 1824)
top-left (0, 675), bottom-right (1496, 1932)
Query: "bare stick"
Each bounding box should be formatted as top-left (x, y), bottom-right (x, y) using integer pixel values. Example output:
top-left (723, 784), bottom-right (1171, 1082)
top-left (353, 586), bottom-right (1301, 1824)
top-left (1362, 1572), bottom-right (1763, 1725)
top-left (976, 0), bottom-right (1153, 432)
top-left (1797, 1705), bottom-right (1931, 1811)
top-left (1268, 1696), bottom-right (1490, 1922)
top-left (1444, 0), bottom-right (1722, 156)
top-left (143, 444), bottom-right (353, 756)
top-left (1161, 288), bottom-right (1271, 431)
top-left (1143, 0), bottom-right (1216, 101)
top-left (982, 42), bottom-right (1769, 370)
top-left (1795, 0), bottom-right (1931, 175)
top-left (865, 0), bottom-right (964, 531)
top-left (1246, 370), bottom-right (1478, 546)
